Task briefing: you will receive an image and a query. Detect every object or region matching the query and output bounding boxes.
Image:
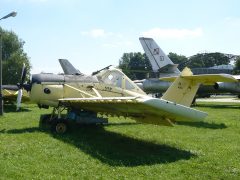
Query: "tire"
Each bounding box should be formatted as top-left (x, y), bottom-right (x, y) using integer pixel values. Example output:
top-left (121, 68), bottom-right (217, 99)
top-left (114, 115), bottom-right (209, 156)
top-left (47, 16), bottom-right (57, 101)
top-left (51, 119), bottom-right (68, 134)
top-left (39, 114), bottom-right (52, 129)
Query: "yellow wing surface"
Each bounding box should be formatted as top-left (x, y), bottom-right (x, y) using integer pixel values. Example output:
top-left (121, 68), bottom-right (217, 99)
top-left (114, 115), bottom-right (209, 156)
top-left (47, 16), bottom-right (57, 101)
top-left (59, 96), bottom-right (207, 126)
top-left (3, 89), bottom-right (30, 103)
top-left (160, 68), bottom-right (237, 85)
top-left (160, 67), bottom-right (238, 107)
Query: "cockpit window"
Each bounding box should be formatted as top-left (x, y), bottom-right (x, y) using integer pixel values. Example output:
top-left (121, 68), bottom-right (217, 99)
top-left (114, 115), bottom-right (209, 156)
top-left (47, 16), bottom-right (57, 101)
top-left (102, 70), bottom-right (123, 88)
top-left (125, 79), bottom-right (135, 90)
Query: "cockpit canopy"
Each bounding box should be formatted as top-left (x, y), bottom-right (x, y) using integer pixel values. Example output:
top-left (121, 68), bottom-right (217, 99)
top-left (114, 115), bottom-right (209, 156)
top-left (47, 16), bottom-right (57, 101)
top-left (97, 67), bottom-right (145, 93)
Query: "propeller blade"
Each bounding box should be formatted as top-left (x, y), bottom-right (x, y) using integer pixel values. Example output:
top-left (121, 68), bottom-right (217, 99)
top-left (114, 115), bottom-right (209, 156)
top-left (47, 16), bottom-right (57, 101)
top-left (16, 63), bottom-right (28, 111)
top-left (20, 63), bottom-right (27, 87)
top-left (16, 89), bottom-right (22, 111)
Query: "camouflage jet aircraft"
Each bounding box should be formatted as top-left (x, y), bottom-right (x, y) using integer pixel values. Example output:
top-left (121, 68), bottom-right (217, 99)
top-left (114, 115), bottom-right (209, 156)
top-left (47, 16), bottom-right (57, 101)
top-left (136, 37), bottom-right (240, 98)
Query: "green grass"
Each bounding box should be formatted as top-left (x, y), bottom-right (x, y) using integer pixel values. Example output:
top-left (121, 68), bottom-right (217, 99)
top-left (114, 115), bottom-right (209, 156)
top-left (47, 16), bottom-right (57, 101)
top-left (0, 102), bottom-right (239, 179)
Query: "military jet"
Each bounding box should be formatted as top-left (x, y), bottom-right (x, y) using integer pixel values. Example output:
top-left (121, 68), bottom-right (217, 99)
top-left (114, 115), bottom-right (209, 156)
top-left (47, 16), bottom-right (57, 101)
top-left (137, 37), bottom-right (240, 98)
top-left (17, 59), bottom-right (236, 134)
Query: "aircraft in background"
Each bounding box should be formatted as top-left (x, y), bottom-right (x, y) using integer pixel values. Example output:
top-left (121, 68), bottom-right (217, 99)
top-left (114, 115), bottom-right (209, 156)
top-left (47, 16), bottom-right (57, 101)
top-left (59, 58), bottom-right (83, 75)
top-left (2, 84), bottom-right (29, 110)
top-left (17, 59), bottom-right (236, 134)
top-left (136, 37), bottom-right (240, 98)
top-left (2, 85), bottom-right (19, 103)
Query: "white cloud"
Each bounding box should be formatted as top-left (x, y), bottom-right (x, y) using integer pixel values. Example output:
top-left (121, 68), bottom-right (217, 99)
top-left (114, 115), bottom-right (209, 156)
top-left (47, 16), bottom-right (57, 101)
top-left (102, 41), bottom-right (134, 48)
top-left (80, 28), bottom-right (134, 49)
top-left (223, 17), bottom-right (240, 27)
top-left (81, 29), bottom-right (111, 38)
top-left (141, 27), bottom-right (203, 39)
top-left (5, 0), bottom-right (49, 3)
top-left (80, 28), bottom-right (125, 39)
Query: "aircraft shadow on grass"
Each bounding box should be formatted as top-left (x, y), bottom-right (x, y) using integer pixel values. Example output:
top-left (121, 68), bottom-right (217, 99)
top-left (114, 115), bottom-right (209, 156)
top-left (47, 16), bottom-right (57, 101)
top-left (2, 125), bottom-right (195, 167)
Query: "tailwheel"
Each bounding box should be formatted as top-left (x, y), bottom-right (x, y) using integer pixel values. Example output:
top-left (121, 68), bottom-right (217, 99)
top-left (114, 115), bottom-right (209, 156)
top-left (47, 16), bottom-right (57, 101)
top-left (51, 119), bottom-right (68, 134)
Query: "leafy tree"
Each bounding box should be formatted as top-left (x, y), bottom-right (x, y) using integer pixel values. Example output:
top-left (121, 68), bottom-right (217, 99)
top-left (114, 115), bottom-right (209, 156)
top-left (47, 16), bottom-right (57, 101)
top-left (0, 27), bottom-right (31, 85)
top-left (118, 52), bottom-right (152, 80)
top-left (168, 52), bottom-right (188, 70)
top-left (187, 52), bottom-right (230, 68)
top-left (233, 56), bottom-right (240, 74)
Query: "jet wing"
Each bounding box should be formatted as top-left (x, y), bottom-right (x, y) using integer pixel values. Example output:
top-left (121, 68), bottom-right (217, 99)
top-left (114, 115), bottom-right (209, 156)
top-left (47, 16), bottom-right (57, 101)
top-left (59, 96), bottom-right (207, 126)
top-left (160, 74), bottom-right (237, 85)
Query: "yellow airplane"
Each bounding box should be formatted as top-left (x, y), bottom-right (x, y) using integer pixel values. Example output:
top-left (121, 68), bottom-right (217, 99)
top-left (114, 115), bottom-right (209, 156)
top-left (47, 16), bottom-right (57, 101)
top-left (2, 64), bottom-right (30, 110)
top-left (2, 85), bottom-right (29, 104)
top-left (2, 88), bottom-right (18, 103)
top-left (18, 62), bottom-right (237, 134)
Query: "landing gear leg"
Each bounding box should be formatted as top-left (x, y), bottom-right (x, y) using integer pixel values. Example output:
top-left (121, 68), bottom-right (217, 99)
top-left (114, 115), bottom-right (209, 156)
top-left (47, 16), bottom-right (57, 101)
top-left (50, 107), bottom-right (69, 134)
top-left (39, 107), bottom-right (60, 130)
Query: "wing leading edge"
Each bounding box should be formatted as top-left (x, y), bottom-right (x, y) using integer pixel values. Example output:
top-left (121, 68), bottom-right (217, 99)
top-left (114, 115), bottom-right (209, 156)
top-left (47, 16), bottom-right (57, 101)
top-left (59, 96), bottom-right (207, 126)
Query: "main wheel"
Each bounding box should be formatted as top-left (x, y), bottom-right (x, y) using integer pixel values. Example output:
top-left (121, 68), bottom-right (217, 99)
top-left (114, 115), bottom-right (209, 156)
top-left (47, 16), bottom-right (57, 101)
top-left (51, 119), bottom-right (68, 134)
top-left (39, 114), bottom-right (52, 129)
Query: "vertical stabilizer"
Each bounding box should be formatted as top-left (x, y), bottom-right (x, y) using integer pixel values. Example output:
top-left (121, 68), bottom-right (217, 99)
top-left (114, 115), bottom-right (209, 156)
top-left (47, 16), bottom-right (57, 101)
top-left (161, 68), bottom-right (199, 107)
top-left (139, 37), bottom-right (180, 74)
top-left (59, 59), bottom-right (83, 75)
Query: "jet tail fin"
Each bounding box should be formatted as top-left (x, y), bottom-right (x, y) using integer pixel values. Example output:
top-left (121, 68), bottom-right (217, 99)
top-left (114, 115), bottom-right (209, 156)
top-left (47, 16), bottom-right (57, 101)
top-left (59, 59), bottom-right (83, 75)
top-left (139, 37), bottom-right (180, 74)
top-left (161, 67), bottom-right (237, 107)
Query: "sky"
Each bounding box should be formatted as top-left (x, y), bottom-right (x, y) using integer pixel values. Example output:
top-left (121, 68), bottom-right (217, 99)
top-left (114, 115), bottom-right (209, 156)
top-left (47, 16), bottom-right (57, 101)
top-left (1, 0), bottom-right (240, 74)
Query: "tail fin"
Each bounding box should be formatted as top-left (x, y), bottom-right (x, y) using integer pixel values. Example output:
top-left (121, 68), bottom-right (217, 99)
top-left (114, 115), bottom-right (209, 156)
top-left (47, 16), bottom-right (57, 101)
top-left (162, 68), bottom-right (198, 106)
top-left (59, 59), bottom-right (83, 75)
top-left (161, 67), bottom-right (237, 107)
top-left (139, 37), bottom-right (180, 74)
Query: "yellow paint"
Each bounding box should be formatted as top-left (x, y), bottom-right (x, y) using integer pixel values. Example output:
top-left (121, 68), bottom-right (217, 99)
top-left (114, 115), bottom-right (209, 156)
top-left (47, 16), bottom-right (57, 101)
top-left (162, 68), bottom-right (199, 107)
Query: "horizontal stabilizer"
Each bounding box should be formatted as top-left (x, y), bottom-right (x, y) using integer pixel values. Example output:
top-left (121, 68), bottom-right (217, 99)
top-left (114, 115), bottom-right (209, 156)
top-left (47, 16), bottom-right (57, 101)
top-left (159, 64), bottom-right (179, 73)
top-left (161, 67), bottom-right (237, 107)
top-left (160, 73), bottom-right (237, 85)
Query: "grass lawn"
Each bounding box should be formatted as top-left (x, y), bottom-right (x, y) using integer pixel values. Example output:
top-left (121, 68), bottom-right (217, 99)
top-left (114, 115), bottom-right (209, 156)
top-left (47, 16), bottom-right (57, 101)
top-left (0, 102), bottom-right (239, 179)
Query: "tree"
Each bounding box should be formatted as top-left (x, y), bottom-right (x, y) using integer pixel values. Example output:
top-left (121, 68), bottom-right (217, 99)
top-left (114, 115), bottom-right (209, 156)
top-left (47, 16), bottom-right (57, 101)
top-left (168, 52), bottom-right (188, 70)
top-left (118, 52), bottom-right (152, 80)
top-left (233, 56), bottom-right (240, 74)
top-left (0, 27), bottom-right (31, 85)
top-left (187, 52), bottom-right (230, 68)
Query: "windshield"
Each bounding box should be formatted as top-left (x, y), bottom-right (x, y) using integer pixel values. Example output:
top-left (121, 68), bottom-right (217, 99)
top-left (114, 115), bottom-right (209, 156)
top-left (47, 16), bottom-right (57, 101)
top-left (97, 67), bottom-right (146, 95)
top-left (102, 70), bottom-right (123, 88)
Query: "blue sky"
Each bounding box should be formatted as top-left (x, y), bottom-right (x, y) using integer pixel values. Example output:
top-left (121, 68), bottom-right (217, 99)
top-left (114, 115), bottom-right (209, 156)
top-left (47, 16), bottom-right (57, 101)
top-left (1, 0), bottom-right (240, 74)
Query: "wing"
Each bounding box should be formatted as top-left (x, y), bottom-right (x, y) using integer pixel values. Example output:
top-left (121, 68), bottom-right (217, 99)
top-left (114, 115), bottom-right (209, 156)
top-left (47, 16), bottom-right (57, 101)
top-left (160, 73), bottom-right (237, 85)
top-left (2, 85), bottom-right (18, 91)
top-left (59, 96), bottom-right (207, 126)
top-left (3, 89), bottom-right (29, 102)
